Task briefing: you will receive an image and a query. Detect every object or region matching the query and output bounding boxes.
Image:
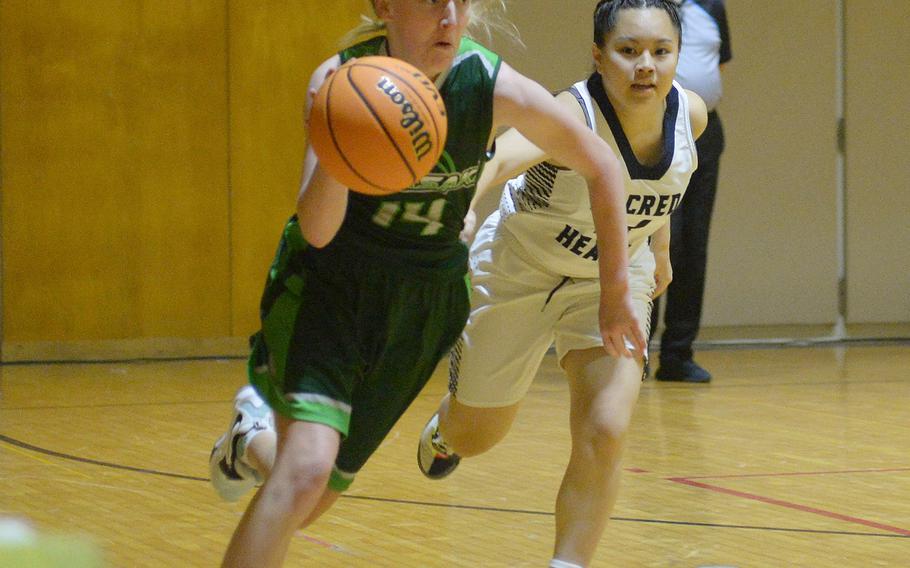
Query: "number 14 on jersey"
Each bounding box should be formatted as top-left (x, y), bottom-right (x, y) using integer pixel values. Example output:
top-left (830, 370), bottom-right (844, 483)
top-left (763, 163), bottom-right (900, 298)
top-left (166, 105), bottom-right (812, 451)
top-left (372, 198), bottom-right (446, 236)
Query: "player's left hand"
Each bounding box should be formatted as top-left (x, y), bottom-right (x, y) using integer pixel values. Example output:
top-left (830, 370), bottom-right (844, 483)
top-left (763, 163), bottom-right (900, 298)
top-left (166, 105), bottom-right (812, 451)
top-left (598, 286), bottom-right (646, 358)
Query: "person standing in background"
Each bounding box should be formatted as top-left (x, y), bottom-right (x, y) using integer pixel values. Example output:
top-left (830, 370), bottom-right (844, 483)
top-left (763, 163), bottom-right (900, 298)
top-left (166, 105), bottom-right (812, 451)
top-left (651, 0), bottom-right (731, 383)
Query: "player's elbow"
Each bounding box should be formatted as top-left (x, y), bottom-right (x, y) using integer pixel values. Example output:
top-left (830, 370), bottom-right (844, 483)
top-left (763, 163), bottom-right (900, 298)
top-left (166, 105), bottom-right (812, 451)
top-left (571, 137), bottom-right (620, 181)
top-left (299, 227), bottom-right (334, 249)
top-left (296, 218), bottom-right (338, 249)
top-left (303, 234), bottom-right (332, 249)
top-left (588, 152), bottom-right (623, 186)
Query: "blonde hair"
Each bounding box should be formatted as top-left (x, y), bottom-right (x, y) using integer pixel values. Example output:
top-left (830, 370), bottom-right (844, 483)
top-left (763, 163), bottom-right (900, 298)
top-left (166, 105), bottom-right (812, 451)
top-left (340, 0), bottom-right (522, 49)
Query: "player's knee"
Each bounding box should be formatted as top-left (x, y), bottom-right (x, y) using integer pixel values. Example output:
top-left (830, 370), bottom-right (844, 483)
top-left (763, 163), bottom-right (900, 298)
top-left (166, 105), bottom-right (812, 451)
top-left (281, 462), bottom-right (334, 516)
top-left (586, 412), bottom-right (633, 459)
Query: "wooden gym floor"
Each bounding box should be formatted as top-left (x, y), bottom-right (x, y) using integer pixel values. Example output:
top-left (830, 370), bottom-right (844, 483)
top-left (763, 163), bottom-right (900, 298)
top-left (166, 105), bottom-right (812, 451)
top-left (1, 342), bottom-right (908, 567)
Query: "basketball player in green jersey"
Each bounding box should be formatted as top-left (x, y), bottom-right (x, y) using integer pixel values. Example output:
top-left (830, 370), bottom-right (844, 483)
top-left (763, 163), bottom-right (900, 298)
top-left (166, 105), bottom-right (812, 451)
top-left (213, 2), bottom-right (645, 566)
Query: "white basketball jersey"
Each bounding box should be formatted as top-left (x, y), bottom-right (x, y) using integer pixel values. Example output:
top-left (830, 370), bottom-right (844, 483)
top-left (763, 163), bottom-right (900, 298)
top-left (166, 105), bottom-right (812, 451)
top-left (499, 76), bottom-right (698, 278)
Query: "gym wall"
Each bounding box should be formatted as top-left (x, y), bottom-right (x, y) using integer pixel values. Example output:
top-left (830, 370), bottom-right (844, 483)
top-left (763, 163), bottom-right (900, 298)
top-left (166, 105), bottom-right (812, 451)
top-left (1, 1), bottom-right (906, 360)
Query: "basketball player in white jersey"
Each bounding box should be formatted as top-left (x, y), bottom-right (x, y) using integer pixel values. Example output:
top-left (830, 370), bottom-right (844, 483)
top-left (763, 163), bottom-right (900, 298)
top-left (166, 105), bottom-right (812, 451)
top-left (418, 1), bottom-right (707, 566)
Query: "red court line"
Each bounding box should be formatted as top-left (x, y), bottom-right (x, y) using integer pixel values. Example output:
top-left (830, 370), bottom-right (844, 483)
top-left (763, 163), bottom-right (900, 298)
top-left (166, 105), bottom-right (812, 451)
top-left (681, 467), bottom-right (910, 480)
top-left (667, 477), bottom-right (910, 537)
top-left (295, 532), bottom-right (353, 554)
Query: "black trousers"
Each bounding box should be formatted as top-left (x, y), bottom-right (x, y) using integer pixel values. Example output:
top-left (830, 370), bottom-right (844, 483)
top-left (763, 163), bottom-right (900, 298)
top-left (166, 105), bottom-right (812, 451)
top-left (651, 110), bottom-right (724, 362)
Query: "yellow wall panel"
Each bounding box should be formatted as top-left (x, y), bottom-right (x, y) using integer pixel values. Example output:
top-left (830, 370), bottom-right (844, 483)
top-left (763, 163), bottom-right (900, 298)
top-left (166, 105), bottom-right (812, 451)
top-left (845, 1), bottom-right (910, 323)
top-left (7, 1), bottom-right (905, 351)
top-left (229, 1), bottom-right (368, 336)
top-left (1, 1), bottom-right (231, 342)
top-left (697, 0), bottom-right (839, 326)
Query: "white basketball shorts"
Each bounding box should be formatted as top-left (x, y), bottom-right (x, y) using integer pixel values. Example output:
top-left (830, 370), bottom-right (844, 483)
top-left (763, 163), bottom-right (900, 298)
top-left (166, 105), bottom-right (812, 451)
top-left (449, 211), bottom-right (656, 407)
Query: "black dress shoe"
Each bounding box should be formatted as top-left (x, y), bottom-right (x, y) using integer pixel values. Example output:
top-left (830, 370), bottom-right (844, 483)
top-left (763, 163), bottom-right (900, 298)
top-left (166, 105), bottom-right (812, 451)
top-left (655, 359), bottom-right (712, 383)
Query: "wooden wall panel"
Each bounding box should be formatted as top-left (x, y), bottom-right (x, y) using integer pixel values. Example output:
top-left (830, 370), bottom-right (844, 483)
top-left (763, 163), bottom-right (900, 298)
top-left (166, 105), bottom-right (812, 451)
top-left (1, 1), bottom-right (231, 342)
top-left (6, 1), bottom-right (904, 352)
top-left (844, 1), bottom-right (910, 323)
top-left (228, 2), bottom-right (367, 337)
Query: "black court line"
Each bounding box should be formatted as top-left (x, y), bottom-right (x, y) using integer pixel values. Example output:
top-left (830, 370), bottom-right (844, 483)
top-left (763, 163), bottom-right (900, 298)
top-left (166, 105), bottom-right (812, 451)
top-left (2, 432), bottom-right (907, 540)
top-left (339, 494), bottom-right (909, 538)
top-left (0, 433), bottom-right (208, 482)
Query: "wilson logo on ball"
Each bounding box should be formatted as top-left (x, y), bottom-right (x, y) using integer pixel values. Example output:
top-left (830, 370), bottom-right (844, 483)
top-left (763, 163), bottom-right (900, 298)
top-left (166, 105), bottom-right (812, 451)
top-left (308, 56), bottom-right (448, 196)
top-left (376, 76), bottom-right (433, 160)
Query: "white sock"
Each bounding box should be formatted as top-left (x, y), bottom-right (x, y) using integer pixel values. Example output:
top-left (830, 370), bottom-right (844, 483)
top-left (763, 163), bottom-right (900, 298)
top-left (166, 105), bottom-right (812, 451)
top-left (237, 416), bottom-right (275, 471)
top-left (550, 560), bottom-right (584, 568)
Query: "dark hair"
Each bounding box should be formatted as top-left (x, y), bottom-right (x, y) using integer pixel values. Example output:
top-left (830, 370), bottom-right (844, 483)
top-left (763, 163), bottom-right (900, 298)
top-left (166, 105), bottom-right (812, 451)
top-left (593, 0), bottom-right (682, 47)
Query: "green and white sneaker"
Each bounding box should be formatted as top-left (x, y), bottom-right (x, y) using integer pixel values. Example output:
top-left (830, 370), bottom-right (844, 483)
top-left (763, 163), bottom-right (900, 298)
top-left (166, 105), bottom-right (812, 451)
top-left (208, 385), bottom-right (273, 502)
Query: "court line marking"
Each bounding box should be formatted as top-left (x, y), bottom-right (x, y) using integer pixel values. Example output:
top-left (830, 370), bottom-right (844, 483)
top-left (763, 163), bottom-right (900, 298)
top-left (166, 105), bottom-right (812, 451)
top-left (2, 432), bottom-right (907, 540)
top-left (667, 471), bottom-right (910, 536)
top-left (0, 433), bottom-right (207, 482)
top-left (0, 438), bottom-right (91, 479)
top-left (681, 466), bottom-right (910, 479)
top-left (341, 494), bottom-right (908, 538)
top-left (296, 533), bottom-right (356, 556)
top-left (0, 433), bottom-right (355, 555)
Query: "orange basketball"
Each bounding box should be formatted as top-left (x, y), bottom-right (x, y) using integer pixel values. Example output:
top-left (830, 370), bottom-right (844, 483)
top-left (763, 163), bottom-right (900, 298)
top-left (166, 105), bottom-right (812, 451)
top-left (308, 56), bottom-right (448, 196)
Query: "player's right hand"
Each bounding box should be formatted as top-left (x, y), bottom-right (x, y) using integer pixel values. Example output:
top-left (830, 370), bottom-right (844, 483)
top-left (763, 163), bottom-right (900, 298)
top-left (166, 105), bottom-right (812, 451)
top-left (305, 59), bottom-right (347, 126)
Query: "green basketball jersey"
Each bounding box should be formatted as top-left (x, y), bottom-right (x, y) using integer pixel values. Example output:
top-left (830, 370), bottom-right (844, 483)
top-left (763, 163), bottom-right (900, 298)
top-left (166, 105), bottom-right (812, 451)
top-left (332, 36), bottom-right (501, 267)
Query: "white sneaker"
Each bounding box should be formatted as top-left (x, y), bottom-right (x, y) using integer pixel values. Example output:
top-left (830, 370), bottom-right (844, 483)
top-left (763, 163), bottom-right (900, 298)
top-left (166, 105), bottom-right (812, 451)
top-left (209, 385), bottom-right (274, 502)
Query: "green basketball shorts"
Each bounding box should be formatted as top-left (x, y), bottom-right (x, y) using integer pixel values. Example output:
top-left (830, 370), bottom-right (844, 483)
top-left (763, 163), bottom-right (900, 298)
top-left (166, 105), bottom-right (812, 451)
top-left (249, 218), bottom-right (470, 491)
